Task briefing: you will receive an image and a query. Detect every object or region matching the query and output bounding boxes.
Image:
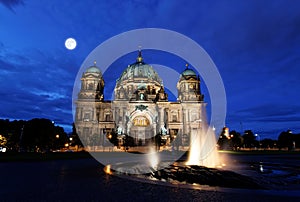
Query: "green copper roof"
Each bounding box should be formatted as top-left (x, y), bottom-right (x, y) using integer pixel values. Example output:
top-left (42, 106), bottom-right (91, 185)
top-left (117, 50), bottom-right (162, 84)
top-left (181, 69), bottom-right (196, 76)
top-left (85, 61), bottom-right (101, 73)
top-left (86, 66), bottom-right (101, 73)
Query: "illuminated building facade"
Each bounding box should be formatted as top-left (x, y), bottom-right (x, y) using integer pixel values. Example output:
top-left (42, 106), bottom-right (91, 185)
top-left (75, 50), bottom-right (205, 149)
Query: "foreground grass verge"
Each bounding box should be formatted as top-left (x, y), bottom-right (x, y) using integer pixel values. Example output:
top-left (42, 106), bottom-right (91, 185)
top-left (1, 149), bottom-right (299, 162)
top-left (218, 149), bottom-right (300, 155)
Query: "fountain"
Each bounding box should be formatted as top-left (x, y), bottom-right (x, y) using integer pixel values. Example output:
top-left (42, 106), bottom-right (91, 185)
top-left (148, 147), bottom-right (159, 170)
top-left (185, 103), bottom-right (220, 167)
top-left (103, 143), bottom-right (263, 190)
top-left (103, 112), bottom-right (264, 190)
top-left (186, 124), bottom-right (220, 167)
top-left (99, 107), bottom-right (257, 188)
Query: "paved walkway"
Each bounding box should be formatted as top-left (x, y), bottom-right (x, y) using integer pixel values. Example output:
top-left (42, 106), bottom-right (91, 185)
top-left (0, 155), bottom-right (299, 201)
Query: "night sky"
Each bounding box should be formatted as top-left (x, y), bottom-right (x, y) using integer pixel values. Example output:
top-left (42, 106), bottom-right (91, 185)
top-left (1, 0), bottom-right (300, 139)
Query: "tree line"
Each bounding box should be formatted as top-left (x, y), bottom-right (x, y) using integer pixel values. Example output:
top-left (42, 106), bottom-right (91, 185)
top-left (1, 118), bottom-right (299, 152)
top-left (217, 127), bottom-right (300, 151)
top-left (0, 118), bottom-right (82, 152)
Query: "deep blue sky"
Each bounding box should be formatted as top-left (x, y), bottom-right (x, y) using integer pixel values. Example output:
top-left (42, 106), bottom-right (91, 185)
top-left (1, 0), bottom-right (300, 139)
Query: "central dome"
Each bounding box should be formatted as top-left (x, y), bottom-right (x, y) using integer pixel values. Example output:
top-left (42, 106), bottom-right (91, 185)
top-left (114, 50), bottom-right (166, 102)
top-left (116, 50), bottom-right (162, 85)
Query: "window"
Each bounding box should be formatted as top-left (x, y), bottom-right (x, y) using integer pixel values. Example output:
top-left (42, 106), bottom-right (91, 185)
top-left (140, 93), bottom-right (144, 100)
top-left (105, 114), bottom-right (111, 122)
top-left (83, 127), bottom-right (89, 135)
top-left (88, 83), bottom-right (94, 90)
top-left (84, 113), bottom-right (90, 121)
top-left (133, 116), bottom-right (150, 126)
top-left (172, 115), bottom-right (177, 122)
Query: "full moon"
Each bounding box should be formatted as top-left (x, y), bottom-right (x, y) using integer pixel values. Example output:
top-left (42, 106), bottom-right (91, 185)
top-left (65, 38), bottom-right (77, 50)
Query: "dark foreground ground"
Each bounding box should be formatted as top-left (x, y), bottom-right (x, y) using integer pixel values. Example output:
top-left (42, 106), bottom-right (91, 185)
top-left (0, 151), bottom-right (300, 201)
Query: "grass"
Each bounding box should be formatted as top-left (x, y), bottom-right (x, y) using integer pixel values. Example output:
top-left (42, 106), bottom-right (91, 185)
top-left (218, 149), bottom-right (300, 155)
top-left (1, 149), bottom-right (299, 162)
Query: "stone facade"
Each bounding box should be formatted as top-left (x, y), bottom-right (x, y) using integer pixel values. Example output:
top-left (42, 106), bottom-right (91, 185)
top-left (75, 51), bottom-right (206, 149)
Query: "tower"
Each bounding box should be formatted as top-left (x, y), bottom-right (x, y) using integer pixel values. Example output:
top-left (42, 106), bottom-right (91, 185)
top-left (75, 62), bottom-right (109, 147)
top-left (177, 64), bottom-right (204, 102)
top-left (78, 61), bottom-right (104, 101)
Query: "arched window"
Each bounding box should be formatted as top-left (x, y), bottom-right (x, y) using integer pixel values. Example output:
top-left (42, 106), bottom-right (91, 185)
top-left (88, 83), bottom-right (93, 90)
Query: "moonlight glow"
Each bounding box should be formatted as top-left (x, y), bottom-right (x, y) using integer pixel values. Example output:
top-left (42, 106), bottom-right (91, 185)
top-left (65, 38), bottom-right (77, 50)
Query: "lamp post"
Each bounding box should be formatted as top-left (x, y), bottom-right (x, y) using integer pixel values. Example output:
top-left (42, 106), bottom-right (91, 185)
top-left (103, 128), bottom-right (106, 152)
top-left (255, 134), bottom-right (261, 149)
top-left (54, 134), bottom-right (60, 151)
top-left (69, 137), bottom-right (73, 151)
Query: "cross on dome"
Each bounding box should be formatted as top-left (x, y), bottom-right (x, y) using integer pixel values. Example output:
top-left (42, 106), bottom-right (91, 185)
top-left (136, 48), bottom-right (144, 63)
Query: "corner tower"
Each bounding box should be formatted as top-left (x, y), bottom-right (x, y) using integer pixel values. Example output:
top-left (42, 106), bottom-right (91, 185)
top-left (78, 61), bottom-right (104, 101)
top-left (177, 64), bottom-right (204, 102)
top-left (75, 62), bottom-right (113, 148)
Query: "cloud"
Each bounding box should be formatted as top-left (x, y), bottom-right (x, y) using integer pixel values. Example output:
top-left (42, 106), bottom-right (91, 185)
top-left (30, 89), bottom-right (67, 101)
top-left (1, 0), bottom-right (300, 138)
top-left (0, 44), bottom-right (76, 127)
top-left (226, 103), bottom-right (300, 136)
top-left (237, 104), bottom-right (300, 117)
top-left (228, 103), bottom-right (298, 121)
top-left (0, 0), bottom-right (24, 12)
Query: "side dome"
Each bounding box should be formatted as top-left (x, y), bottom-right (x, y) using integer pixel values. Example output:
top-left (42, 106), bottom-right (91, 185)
top-left (179, 64), bottom-right (197, 80)
top-left (85, 61), bottom-right (102, 74)
top-left (181, 69), bottom-right (196, 76)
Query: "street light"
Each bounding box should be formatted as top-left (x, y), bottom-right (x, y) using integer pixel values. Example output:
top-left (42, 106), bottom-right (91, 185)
top-left (69, 137), bottom-right (73, 149)
top-left (255, 134), bottom-right (261, 149)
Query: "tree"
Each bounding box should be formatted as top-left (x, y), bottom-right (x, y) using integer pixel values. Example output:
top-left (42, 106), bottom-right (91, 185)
top-left (21, 118), bottom-right (68, 152)
top-left (260, 138), bottom-right (277, 149)
top-left (278, 130), bottom-right (294, 150)
top-left (53, 125), bottom-right (68, 150)
top-left (242, 130), bottom-right (256, 148)
top-left (0, 118), bottom-right (69, 152)
top-left (123, 135), bottom-right (134, 149)
top-left (294, 133), bottom-right (300, 149)
top-left (0, 134), bottom-right (7, 147)
top-left (229, 130), bottom-right (243, 150)
top-left (70, 123), bottom-right (83, 147)
top-left (217, 127), bottom-right (230, 150)
top-left (0, 119), bottom-right (27, 151)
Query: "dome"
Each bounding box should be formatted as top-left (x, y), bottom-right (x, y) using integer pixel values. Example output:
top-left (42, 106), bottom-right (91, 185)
top-left (117, 51), bottom-right (162, 84)
top-left (181, 68), bottom-right (196, 76)
top-left (85, 61), bottom-right (101, 74)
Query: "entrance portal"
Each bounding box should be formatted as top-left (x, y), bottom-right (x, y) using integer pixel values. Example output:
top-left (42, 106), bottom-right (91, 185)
top-left (129, 115), bottom-right (153, 145)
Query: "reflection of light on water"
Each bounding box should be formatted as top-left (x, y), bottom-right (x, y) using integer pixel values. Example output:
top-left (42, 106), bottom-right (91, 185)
top-left (216, 163), bottom-right (227, 169)
top-left (104, 164), bottom-right (112, 175)
top-left (260, 165), bottom-right (264, 173)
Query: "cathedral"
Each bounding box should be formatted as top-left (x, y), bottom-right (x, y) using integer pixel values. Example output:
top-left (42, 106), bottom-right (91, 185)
top-left (75, 50), bottom-right (206, 150)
